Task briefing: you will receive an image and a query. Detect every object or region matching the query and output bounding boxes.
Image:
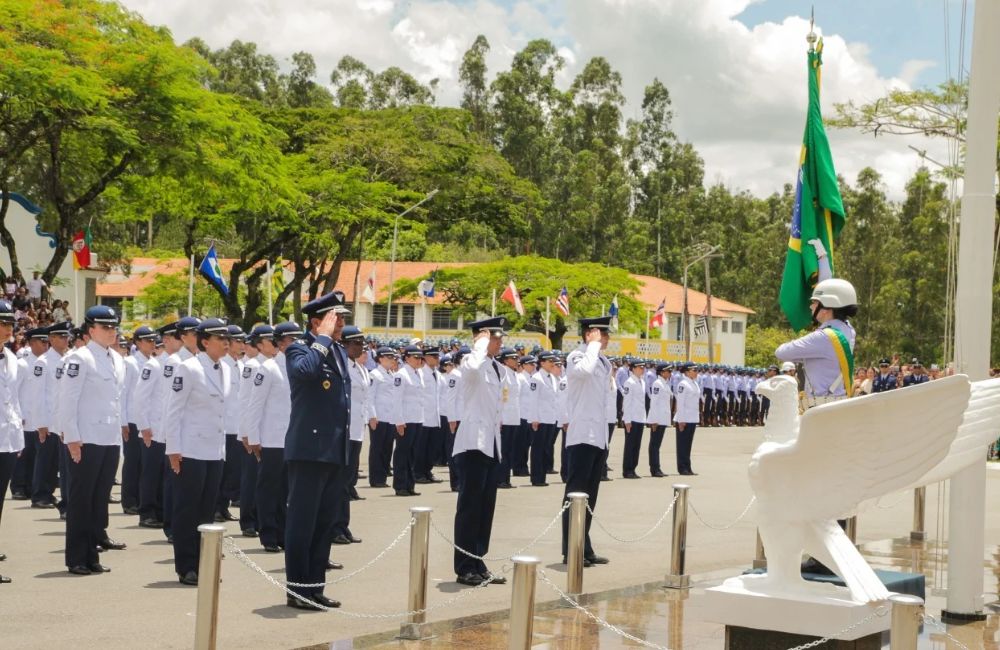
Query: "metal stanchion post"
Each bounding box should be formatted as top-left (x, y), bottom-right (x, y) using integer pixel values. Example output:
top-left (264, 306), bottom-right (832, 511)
top-left (194, 524), bottom-right (225, 650)
top-left (753, 529), bottom-right (767, 570)
top-left (846, 515), bottom-right (858, 545)
top-left (665, 484), bottom-right (690, 589)
top-left (889, 594), bottom-right (924, 650)
top-left (911, 487), bottom-right (927, 542)
top-left (399, 507), bottom-right (433, 641)
top-left (566, 492), bottom-right (588, 599)
top-left (508, 556), bottom-right (540, 650)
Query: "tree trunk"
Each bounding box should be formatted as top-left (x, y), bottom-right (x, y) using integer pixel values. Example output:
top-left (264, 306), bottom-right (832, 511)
top-left (0, 189), bottom-right (22, 281)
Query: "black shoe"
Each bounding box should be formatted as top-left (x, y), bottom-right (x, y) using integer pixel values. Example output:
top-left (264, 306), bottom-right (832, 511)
top-left (427, 475), bottom-right (443, 483)
top-left (31, 501), bottom-right (55, 509)
top-left (414, 477), bottom-right (432, 484)
top-left (87, 563), bottom-right (111, 573)
top-left (10, 491), bottom-right (28, 501)
top-left (457, 572), bottom-right (487, 586)
top-left (546, 470), bottom-right (557, 475)
top-left (407, 489), bottom-right (420, 496)
top-left (230, 500), bottom-right (241, 508)
top-left (349, 535), bottom-right (362, 544)
top-left (59, 512), bottom-right (66, 521)
top-left (108, 496), bottom-right (121, 504)
top-left (679, 471), bottom-right (698, 476)
top-left (68, 565), bottom-right (92, 575)
top-left (0, 553), bottom-right (6, 561)
top-left (313, 594), bottom-right (341, 608)
top-left (262, 544), bottom-right (281, 553)
top-left (218, 511), bottom-right (236, 521)
top-left (242, 528), bottom-right (259, 538)
top-left (123, 505), bottom-right (140, 515)
top-left (326, 561), bottom-right (343, 571)
top-left (587, 555), bottom-right (610, 565)
top-left (213, 512), bottom-right (226, 522)
top-left (166, 534), bottom-right (174, 544)
top-left (139, 518), bottom-right (164, 529)
top-left (331, 535), bottom-right (352, 545)
top-left (178, 571), bottom-right (198, 586)
top-left (349, 494), bottom-right (365, 501)
top-left (623, 473), bottom-right (641, 479)
top-left (562, 557), bottom-right (593, 568)
top-left (480, 572), bottom-right (507, 585)
top-left (371, 483), bottom-right (389, 488)
top-left (98, 539), bottom-right (126, 551)
top-left (531, 482), bottom-right (549, 487)
top-left (0, 575), bottom-right (10, 584)
top-left (287, 594), bottom-right (323, 611)
top-left (650, 470), bottom-right (666, 478)
top-left (600, 476), bottom-right (612, 482)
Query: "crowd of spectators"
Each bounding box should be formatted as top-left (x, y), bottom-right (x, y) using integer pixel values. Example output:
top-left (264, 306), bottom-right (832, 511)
top-left (1, 270), bottom-right (70, 351)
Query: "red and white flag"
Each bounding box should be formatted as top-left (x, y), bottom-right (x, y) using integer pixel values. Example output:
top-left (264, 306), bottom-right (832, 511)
top-left (361, 263), bottom-right (377, 304)
top-left (649, 298), bottom-right (666, 329)
top-left (501, 280), bottom-right (524, 315)
top-left (555, 286), bottom-right (570, 316)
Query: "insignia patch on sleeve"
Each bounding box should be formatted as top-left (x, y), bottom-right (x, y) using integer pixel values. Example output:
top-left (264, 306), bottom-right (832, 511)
top-left (529, 382), bottom-right (536, 391)
top-left (33, 365), bottom-right (43, 376)
top-left (448, 378), bottom-right (456, 388)
top-left (242, 367), bottom-right (252, 379)
top-left (164, 365), bottom-right (174, 377)
top-left (66, 363), bottom-right (80, 378)
top-left (254, 373), bottom-right (265, 386)
top-left (622, 387), bottom-right (629, 394)
top-left (393, 377), bottom-right (402, 387)
top-left (172, 377), bottom-right (183, 392)
top-left (141, 368), bottom-right (151, 380)
top-left (56, 367), bottom-right (64, 379)
top-left (653, 387), bottom-right (660, 394)
top-left (678, 386), bottom-right (684, 394)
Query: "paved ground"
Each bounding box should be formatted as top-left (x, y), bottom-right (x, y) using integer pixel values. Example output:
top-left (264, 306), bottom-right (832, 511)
top-left (1, 426), bottom-right (998, 649)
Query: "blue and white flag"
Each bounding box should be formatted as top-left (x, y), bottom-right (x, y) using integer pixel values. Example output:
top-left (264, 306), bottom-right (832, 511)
top-left (198, 244), bottom-right (229, 295)
top-left (608, 295), bottom-right (620, 330)
top-left (418, 270), bottom-right (436, 298)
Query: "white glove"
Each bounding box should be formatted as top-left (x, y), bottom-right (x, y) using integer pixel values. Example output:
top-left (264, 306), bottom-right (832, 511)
top-left (807, 239), bottom-right (827, 259)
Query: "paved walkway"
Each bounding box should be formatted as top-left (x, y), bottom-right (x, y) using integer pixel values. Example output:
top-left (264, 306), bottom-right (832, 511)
top-left (1, 426), bottom-right (997, 649)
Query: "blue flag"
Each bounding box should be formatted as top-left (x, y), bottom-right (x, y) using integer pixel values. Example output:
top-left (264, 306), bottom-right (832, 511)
top-left (418, 270), bottom-right (436, 298)
top-left (199, 244), bottom-right (229, 295)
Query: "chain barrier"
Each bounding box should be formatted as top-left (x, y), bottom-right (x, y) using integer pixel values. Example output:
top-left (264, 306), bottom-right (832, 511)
top-left (688, 496), bottom-right (756, 531)
top-left (922, 613), bottom-right (974, 650)
top-left (223, 535), bottom-right (497, 619)
top-left (537, 568), bottom-right (672, 650)
top-left (430, 501), bottom-right (571, 562)
top-left (782, 605), bottom-right (889, 650)
top-left (587, 493), bottom-right (679, 543)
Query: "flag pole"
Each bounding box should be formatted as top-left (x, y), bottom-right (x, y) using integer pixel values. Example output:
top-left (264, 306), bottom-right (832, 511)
top-left (545, 297), bottom-right (551, 348)
top-left (187, 254), bottom-right (195, 316)
top-left (491, 288), bottom-right (496, 317)
top-left (645, 309), bottom-right (650, 341)
top-left (602, 304), bottom-right (606, 317)
top-left (266, 260), bottom-right (274, 325)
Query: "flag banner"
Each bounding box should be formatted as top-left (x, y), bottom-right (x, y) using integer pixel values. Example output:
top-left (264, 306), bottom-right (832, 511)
top-left (649, 298), bottom-right (666, 329)
top-left (198, 244), bottom-right (229, 295)
top-left (72, 228), bottom-right (92, 270)
top-left (693, 315), bottom-right (709, 338)
top-left (501, 280), bottom-right (524, 315)
top-left (609, 295), bottom-right (620, 330)
top-left (779, 38), bottom-right (846, 331)
top-left (361, 264), bottom-right (377, 304)
top-left (555, 286), bottom-right (570, 316)
top-left (418, 270), bottom-right (437, 298)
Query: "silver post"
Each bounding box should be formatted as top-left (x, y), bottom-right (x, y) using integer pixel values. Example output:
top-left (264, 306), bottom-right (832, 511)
top-left (566, 492), bottom-right (588, 598)
top-left (399, 507), bottom-right (433, 641)
top-left (194, 524), bottom-right (225, 650)
top-left (846, 515), bottom-right (858, 544)
top-left (911, 486), bottom-right (927, 541)
top-left (508, 556), bottom-right (540, 650)
top-left (753, 529), bottom-right (767, 570)
top-left (665, 484), bottom-right (690, 589)
top-left (889, 594), bottom-right (924, 650)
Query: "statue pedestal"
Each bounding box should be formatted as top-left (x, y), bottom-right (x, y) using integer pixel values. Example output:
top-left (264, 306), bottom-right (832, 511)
top-left (704, 576), bottom-right (890, 648)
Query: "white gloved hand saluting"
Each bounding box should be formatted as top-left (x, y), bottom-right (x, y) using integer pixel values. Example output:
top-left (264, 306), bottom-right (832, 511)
top-left (807, 238), bottom-right (828, 259)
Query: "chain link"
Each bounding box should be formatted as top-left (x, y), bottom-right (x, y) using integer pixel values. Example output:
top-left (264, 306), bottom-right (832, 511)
top-left (688, 496), bottom-right (756, 531)
top-left (430, 501), bottom-right (570, 562)
top-left (223, 535), bottom-right (497, 619)
top-left (537, 568), bottom-right (672, 650)
top-left (782, 604), bottom-right (889, 650)
top-left (921, 613), bottom-right (973, 650)
top-left (587, 493), bottom-right (679, 543)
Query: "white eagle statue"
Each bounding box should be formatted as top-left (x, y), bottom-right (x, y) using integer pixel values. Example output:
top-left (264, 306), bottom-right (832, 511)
top-left (748, 373), bottom-right (1000, 603)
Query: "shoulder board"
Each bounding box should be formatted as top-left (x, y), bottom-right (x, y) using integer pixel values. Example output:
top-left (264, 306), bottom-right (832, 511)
top-left (310, 342), bottom-right (329, 356)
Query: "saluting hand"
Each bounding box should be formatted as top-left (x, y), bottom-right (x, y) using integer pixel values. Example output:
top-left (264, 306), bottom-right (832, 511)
top-left (585, 328), bottom-right (602, 344)
top-left (68, 441), bottom-right (82, 464)
top-left (317, 311), bottom-right (339, 338)
top-left (169, 453), bottom-right (182, 475)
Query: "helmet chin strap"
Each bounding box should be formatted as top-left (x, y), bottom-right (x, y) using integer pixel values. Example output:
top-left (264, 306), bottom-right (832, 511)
top-left (811, 302), bottom-right (824, 326)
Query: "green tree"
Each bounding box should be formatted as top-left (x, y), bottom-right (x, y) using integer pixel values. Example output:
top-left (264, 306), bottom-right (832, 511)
top-left (744, 324), bottom-right (796, 367)
top-left (459, 35), bottom-right (492, 138)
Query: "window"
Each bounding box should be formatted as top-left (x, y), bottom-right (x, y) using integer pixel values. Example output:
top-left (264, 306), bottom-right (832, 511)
top-left (432, 307), bottom-right (459, 330)
top-left (721, 320), bottom-right (729, 333)
top-left (731, 320), bottom-right (744, 334)
top-left (400, 304), bottom-right (415, 328)
top-left (371, 304), bottom-right (397, 328)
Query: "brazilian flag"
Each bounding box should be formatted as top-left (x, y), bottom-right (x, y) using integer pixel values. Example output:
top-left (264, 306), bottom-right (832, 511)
top-left (779, 39), bottom-right (846, 331)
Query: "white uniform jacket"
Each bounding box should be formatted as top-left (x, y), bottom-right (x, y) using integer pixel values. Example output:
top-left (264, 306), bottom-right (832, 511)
top-left (420, 365), bottom-right (441, 427)
top-left (162, 351), bottom-right (230, 460)
top-left (42, 347), bottom-right (64, 432)
top-left (237, 354), bottom-right (261, 437)
top-left (244, 352), bottom-right (290, 449)
top-left (348, 359), bottom-right (372, 443)
top-left (148, 348), bottom-right (192, 444)
top-left (452, 337), bottom-right (502, 458)
top-left (123, 350), bottom-right (149, 425)
top-left (517, 371), bottom-right (533, 422)
top-left (17, 352), bottom-right (46, 432)
top-left (564, 342), bottom-right (612, 449)
top-left (673, 376), bottom-right (701, 425)
top-left (221, 354), bottom-right (242, 435)
top-left (647, 377), bottom-right (673, 427)
top-left (132, 354), bottom-right (163, 433)
top-left (0, 350), bottom-right (24, 453)
top-left (395, 364), bottom-right (424, 426)
top-left (621, 374), bottom-right (647, 424)
top-left (442, 369), bottom-right (462, 423)
top-left (525, 369), bottom-right (558, 425)
top-left (369, 365), bottom-right (400, 426)
top-left (556, 374), bottom-right (568, 427)
top-left (500, 365), bottom-right (521, 426)
top-left (59, 341), bottom-right (126, 446)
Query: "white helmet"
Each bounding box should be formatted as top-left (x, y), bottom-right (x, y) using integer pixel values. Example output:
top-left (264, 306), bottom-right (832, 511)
top-left (780, 361), bottom-right (796, 372)
top-left (810, 278), bottom-right (857, 309)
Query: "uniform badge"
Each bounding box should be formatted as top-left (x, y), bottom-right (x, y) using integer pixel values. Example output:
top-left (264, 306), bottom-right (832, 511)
top-left (323, 380), bottom-right (331, 390)
top-left (448, 378), bottom-right (456, 388)
top-left (653, 387), bottom-right (660, 394)
top-left (33, 365), bottom-right (43, 377)
top-left (242, 367), bottom-right (252, 379)
top-left (141, 368), bottom-right (151, 380)
top-left (678, 386), bottom-right (684, 394)
top-left (622, 387), bottom-right (629, 394)
top-left (56, 367), bottom-right (64, 379)
top-left (172, 377), bottom-right (183, 392)
top-left (164, 365), bottom-right (174, 377)
top-left (254, 373), bottom-right (264, 386)
top-left (67, 363), bottom-right (79, 378)
top-left (529, 382), bottom-right (537, 391)
top-left (393, 377), bottom-right (401, 387)
top-left (559, 383), bottom-right (566, 391)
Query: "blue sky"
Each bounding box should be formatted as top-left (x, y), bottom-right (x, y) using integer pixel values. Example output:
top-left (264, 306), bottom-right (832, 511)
top-left (737, 0), bottom-right (973, 87)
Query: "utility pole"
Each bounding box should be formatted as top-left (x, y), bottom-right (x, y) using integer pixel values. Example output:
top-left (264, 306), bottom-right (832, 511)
top-left (703, 255), bottom-right (721, 364)
top-left (682, 244), bottom-right (721, 362)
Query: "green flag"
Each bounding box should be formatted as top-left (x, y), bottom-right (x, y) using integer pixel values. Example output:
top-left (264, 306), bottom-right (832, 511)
top-left (779, 39), bottom-right (847, 331)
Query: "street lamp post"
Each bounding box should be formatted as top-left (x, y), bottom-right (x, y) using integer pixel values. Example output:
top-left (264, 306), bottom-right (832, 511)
top-left (682, 245), bottom-right (722, 362)
top-left (385, 190), bottom-right (439, 335)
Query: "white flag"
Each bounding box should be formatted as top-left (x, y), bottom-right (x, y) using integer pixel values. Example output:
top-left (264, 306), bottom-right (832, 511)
top-left (361, 264), bottom-right (376, 304)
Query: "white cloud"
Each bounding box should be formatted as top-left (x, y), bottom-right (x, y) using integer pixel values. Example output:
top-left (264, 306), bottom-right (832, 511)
top-left (118, 0), bottom-right (951, 199)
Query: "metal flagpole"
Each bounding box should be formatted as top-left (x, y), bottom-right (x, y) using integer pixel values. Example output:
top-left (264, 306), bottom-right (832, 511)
top-left (945, 0), bottom-right (1000, 621)
top-left (387, 190), bottom-right (439, 336)
top-left (646, 309), bottom-right (651, 341)
top-left (187, 254), bottom-right (195, 316)
top-left (491, 288), bottom-right (497, 317)
top-left (266, 260), bottom-right (274, 325)
top-left (545, 297), bottom-right (551, 348)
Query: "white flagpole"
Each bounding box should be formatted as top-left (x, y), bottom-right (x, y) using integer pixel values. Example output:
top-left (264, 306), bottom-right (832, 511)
top-left (74, 267), bottom-right (81, 323)
top-left (266, 260), bottom-right (274, 325)
top-left (545, 296), bottom-right (551, 348)
top-left (491, 288), bottom-right (496, 317)
top-left (422, 294), bottom-right (428, 340)
top-left (602, 304), bottom-right (606, 317)
top-left (187, 254), bottom-right (195, 316)
top-left (646, 309), bottom-right (651, 340)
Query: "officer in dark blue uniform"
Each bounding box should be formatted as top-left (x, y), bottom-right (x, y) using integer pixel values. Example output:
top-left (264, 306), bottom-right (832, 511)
top-left (871, 358), bottom-right (897, 393)
top-left (903, 359), bottom-right (930, 387)
top-left (283, 291), bottom-right (351, 611)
